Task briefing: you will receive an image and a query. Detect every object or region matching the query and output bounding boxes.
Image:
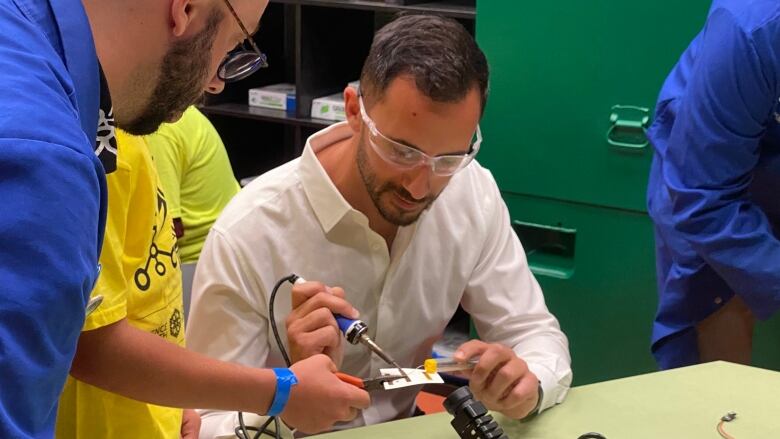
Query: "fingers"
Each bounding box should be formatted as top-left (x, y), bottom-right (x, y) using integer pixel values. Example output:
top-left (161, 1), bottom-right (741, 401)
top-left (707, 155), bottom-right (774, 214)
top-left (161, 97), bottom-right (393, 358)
top-left (310, 354), bottom-right (370, 411)
top-left (469, 344), bottom-right (513, 392)
top-left (338, 381), bottom-right (371, 411)
top-left (459, 342), bottom-right (541, 419)
top-left (485, 359), bottom-right (528, 401)
top-left (291, 282), bottom-right (350, 307)
top-left (179, 409), bottom-right (201, 439)
top-left (284, 354), bottom-right (371, 433)
top-left (454, 339), bottom-right (489, 362)
top-left (499, 373), bottom-right (540, 419)
top-left (309, 353), bottom-right (338, 372)
top-left (287, 299), bottom-right (348, 364)
top-left (288, 307), bottom-right (339, 335)
top-left (291, 281), bottom-right (328, 308)
top-left (300, 325), bottom-right (342, 352)
top-left (290, 289), bottom-right (359, 320)
top-left (501, 372), bottom-right (537, 405)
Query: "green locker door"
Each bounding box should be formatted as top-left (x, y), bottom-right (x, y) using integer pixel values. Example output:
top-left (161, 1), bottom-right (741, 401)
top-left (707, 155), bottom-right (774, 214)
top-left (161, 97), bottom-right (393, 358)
top-left (503, 194), bottom-right (658, 384)
top-left (476, 1), bottom-right (710, 211)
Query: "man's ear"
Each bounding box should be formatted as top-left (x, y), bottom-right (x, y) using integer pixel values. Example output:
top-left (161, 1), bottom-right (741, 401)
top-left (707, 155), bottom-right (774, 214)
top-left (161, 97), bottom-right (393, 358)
top-left (170, 0), bottom-right (196, 37)
top-left (344, 85), bottom-right (361, 134)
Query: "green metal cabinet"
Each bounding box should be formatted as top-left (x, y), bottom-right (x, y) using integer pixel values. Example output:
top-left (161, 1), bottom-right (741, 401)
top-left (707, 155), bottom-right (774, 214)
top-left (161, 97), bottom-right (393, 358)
top-left (754, 316), bottom-right (780, 370)
top-left (476, 1), bottom-right (710, 212)
top-left (503, 193), bottom-right (658, 384)
top-left (473, 0), bottom-right (778, 384)
top-left (499, 195), bottom-right (780, 385)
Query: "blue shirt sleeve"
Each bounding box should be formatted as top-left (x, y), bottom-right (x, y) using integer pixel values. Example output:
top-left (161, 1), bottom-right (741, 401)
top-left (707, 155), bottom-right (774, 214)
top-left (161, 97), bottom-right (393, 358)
top-left (0, 2), bottom-right (105, 437)
top-left (0, 142), bottom-right (103, 438)
top-left (661, 8), bottom-right (780, 319)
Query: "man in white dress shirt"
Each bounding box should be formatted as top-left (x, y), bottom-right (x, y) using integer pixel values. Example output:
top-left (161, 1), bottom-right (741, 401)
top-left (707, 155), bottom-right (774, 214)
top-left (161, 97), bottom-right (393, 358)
top-left (187, 14), bottom-right (572, 437)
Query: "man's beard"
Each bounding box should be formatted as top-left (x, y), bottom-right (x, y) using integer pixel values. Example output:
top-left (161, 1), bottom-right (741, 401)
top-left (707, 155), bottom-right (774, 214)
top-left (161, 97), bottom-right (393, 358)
top-left (356, 133), bottom-right (439, 226)
top-left (121, 10), bottom-right (222, 135)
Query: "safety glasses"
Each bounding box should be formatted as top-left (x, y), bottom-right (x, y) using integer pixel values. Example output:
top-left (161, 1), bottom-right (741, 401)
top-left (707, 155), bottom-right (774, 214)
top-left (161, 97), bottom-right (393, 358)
top-left (358, 95), bottom-right (482, 176)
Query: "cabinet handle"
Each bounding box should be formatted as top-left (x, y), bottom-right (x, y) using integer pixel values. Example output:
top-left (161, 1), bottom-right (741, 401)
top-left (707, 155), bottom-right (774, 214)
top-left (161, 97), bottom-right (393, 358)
top-left (512, 221), bottom-right (576, 279)
top-left (606, 105), bottom-right (650, 150)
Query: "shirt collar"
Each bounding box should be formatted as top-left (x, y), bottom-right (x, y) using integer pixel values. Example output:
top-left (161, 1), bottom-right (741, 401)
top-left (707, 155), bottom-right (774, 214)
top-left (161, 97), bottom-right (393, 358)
top-left (299, 122), bottom-right (359, 233)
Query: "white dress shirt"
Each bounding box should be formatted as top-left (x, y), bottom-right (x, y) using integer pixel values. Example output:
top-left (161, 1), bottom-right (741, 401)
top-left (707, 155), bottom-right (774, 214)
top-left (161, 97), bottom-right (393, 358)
top-left (187, 122), bottom-right (572, 438)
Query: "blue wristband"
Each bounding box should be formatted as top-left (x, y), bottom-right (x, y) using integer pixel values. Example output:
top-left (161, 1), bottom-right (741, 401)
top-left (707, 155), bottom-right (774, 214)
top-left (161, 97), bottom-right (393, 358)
top-left (267, 368), bottom-right (298, 417)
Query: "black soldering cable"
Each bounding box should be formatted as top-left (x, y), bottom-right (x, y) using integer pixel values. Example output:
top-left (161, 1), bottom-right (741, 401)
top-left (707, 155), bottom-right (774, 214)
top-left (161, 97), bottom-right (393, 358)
top-left (235, 412), bottom-right (277, 439)
top-left (269, 274), bottom-right (299, 368)
top-left (236, 274), bottom-right (299, 439)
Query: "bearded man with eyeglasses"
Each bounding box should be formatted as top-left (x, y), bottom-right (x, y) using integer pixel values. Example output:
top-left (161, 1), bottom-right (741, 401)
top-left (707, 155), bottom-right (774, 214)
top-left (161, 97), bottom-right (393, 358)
top-left (16, 1), bottom-right (369, 438)
top-left (0, 0), bottom-right (291, 437)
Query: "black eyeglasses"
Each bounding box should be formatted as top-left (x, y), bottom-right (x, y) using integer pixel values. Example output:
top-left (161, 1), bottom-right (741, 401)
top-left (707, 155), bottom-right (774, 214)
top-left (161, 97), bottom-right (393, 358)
top-left (218, 0), bottom-right (268, 82)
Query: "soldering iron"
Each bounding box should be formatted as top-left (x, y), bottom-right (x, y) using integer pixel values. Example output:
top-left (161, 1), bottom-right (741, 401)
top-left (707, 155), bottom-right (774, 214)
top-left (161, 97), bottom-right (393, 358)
top-left (240, 273), bottom-right (412, 439)
top-left (291, 275), bottom-right (410, 381)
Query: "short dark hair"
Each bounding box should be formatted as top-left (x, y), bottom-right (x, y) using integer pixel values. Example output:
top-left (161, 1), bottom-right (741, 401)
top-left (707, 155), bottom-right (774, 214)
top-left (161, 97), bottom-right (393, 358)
top-left (359, 14), bottom-right (489, 114)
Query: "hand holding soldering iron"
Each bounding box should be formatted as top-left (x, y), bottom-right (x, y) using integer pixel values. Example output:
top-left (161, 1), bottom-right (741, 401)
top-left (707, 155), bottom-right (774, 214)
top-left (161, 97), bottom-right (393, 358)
top-left (286, 277), bottom-right (409, 380)
top-left (286, 280), bottom-right (358, 367)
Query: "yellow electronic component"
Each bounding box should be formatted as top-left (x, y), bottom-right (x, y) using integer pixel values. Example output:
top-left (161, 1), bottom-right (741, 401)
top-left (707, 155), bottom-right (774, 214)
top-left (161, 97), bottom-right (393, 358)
top-left (422, 357), bottom-right (479, 374)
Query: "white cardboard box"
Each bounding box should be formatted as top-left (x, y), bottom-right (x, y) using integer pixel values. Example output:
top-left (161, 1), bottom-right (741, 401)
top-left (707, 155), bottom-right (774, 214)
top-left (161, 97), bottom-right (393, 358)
top-left (311, 92), bottom-right (346, 121)
top-left (248, 83), bottom-right (296, 111)
top-left (310, 81), bottom-right (360, 121)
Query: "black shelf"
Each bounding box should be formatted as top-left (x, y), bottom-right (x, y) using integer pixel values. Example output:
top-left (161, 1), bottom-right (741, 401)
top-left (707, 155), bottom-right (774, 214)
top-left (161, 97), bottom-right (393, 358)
top-left (200, 103), bottom-right (332, 129)
top-left (269, 0), bottom-right (475, 19)
top-left (203, 0), bottom-right (477, 178)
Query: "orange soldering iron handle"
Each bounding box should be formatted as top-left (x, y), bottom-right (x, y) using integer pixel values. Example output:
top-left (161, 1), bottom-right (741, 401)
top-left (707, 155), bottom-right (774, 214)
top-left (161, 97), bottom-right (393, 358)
top-left (335, 372), bottom-right (365, 389)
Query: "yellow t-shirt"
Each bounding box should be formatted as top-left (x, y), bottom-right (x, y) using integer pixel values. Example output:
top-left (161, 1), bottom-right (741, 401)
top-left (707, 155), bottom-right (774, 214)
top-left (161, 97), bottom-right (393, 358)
top-left (145, 106), bottom-right (240, 263)
top-left (56, 131), bottom-right (185, 439)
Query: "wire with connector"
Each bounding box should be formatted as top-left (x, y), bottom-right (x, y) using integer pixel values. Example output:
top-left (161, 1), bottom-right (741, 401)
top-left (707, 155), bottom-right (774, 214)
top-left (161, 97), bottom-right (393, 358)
top-left (717, 411), bottom-right (737, 439)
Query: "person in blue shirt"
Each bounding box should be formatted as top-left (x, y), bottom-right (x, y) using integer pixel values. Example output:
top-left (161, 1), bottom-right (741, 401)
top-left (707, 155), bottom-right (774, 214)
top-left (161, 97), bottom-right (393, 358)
top-left (1, 1), bottom-right (371, 438)
top-left (0, 0), bottom-right (261, 437)
top-left (647, 0), bottom-right (780, 370)
top-left (0, 1), bottom-right (107, 437)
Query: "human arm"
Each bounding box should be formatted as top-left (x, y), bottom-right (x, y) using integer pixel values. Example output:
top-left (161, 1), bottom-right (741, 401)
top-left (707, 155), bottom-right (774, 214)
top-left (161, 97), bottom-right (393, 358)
top-left (71, 319), bottom-right (368, 434)
top-left (460, 171), bottom-right (572, 417)
top-left (70, 318), bottom-right (277, 414)
top-left (186, 229), bottom-right (369, 436)
top-left (181, 408), bottom-right (202, 439)
top-left (655, 8), bottom-right (780, 317)
top-left (0, 141), bottom-right (104, 438)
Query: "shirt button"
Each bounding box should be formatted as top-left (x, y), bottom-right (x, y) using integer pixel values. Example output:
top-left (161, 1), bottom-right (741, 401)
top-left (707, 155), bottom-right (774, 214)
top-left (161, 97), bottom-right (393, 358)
top-left (714, 297), bottom-right (723, 305)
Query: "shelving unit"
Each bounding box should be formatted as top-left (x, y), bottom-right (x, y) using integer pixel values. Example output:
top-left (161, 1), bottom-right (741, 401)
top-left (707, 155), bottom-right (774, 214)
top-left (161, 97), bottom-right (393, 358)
top-left (200, 0), bottom-right (475, 180)
top-left (202, 103), bottom-right (331, 129)
top-left (269, 0), bottom-right (475, 19)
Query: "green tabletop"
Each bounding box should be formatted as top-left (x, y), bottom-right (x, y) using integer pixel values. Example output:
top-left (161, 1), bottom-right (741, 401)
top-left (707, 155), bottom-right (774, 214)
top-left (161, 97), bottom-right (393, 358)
top-left (317, 361), bottom-right (780, 438)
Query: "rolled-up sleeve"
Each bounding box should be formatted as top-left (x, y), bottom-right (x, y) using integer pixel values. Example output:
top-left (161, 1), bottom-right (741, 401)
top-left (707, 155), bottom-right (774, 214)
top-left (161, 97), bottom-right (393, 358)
top-left (661, 8), bottom-right (780, 319)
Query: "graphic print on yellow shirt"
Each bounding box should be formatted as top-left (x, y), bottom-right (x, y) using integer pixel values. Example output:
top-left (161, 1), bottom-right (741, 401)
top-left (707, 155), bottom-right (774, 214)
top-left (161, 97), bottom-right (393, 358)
top-left (56, 131), bottom-right (184, 439)
top-left (145, 106), bottom-right (240, 263)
